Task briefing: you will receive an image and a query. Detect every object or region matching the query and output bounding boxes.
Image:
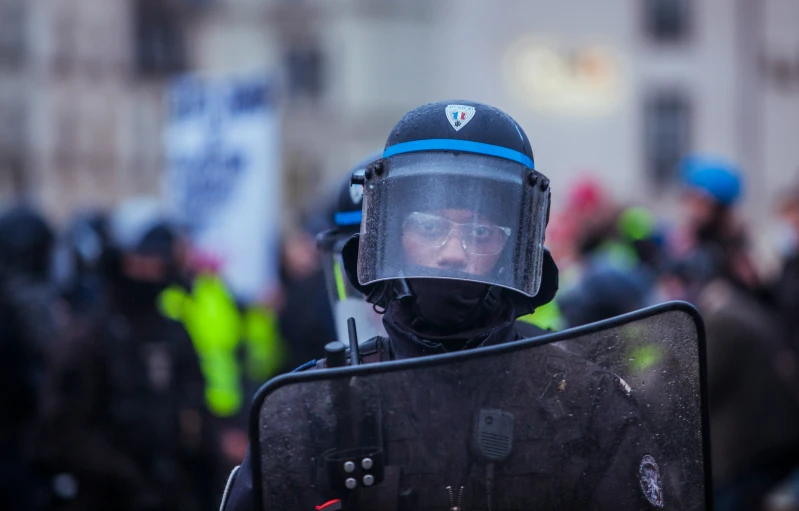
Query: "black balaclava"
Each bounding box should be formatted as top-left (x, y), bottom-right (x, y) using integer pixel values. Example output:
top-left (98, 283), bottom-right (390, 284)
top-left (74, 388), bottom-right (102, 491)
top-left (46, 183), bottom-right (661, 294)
top-left (380, 277), bottom-right (515, 355)
top-left (383, 283), bottom-right (516, 356)
top-left (405, 279), bottom-right (503, 333)
top-left (111, 274), bottom-right (168, 314)
top-left (106, 225), bottom-right (179, 316)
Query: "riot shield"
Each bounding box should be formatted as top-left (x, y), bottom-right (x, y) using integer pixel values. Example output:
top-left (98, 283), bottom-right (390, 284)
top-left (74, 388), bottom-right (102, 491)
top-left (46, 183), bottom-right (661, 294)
top-left (251, 301), bottom-right (710, 510)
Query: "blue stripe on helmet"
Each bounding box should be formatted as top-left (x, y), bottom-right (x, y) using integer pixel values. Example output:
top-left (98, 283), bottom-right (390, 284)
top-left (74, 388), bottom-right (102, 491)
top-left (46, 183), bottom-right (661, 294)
top-left (382, 139), bottom-right (535, 169)
top-left (334, 210), bottom-right (362, 226)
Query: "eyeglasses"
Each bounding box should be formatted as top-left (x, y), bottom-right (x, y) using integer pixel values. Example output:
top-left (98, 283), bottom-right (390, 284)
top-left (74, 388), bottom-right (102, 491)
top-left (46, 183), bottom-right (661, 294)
top-left (402, 212), bottom-right (511, 255)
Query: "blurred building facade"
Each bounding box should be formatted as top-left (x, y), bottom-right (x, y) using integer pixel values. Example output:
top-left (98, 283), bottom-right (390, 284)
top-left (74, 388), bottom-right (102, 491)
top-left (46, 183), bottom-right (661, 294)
top-left (0, 0), bottom-right (798, 239)
top-left (187, 0), bottom-right (799, 263)
top-left (0, 0), bottom-right (194, 219)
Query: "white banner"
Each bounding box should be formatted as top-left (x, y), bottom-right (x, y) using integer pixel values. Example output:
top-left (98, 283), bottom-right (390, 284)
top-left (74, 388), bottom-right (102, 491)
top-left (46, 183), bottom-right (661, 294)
top-left (164, 74), bottom-right (281, 303)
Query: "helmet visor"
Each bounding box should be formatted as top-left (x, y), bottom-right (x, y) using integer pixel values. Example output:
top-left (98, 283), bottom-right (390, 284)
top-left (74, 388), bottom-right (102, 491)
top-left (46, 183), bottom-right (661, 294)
top-left (357, 152), bottom-right (550, 297)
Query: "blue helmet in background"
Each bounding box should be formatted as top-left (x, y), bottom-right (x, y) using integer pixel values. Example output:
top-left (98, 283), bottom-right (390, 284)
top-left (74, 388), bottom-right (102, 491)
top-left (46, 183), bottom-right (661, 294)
top-left (680, 156), bottom-right (743, 207)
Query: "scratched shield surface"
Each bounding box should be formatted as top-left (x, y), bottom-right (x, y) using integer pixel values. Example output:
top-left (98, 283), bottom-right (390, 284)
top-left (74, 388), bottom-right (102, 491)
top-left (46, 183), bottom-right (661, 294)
top-left (254, 305), bottom-right (708, 510)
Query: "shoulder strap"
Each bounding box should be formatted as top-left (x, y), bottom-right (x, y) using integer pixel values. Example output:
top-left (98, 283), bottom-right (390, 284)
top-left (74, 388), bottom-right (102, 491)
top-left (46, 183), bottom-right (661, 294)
top-left (359, 336), bottom-right (392, 364)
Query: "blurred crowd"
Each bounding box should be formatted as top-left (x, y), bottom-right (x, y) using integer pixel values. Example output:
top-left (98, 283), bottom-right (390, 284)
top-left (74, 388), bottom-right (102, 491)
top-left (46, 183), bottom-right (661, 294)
top-left (0, 194), bottom-right (342, 511)
top-left (2, 154), bottom-right (799, 511)
top-left (537, 156), bottom-right (799, 511)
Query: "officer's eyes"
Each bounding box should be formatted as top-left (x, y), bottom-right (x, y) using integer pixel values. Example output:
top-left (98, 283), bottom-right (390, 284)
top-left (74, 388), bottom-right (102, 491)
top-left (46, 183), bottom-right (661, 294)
top-left (468, 226), bottom-right (496, 242)
top-left (418, 221), bottom-right (447, 235)
top-left (407, 217), bottom-right (448, 238)
top-left (471, 226), bottom-right (491, 238)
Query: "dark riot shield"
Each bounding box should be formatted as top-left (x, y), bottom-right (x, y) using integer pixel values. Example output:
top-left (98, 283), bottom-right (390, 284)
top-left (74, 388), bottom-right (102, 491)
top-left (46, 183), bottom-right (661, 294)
top-left (251, 302), bottom-right (710, 511)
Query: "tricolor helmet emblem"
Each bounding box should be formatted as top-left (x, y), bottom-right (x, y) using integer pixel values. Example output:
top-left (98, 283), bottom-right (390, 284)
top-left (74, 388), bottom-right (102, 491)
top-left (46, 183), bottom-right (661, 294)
top-left (445, 104), bottom-right (476, 131)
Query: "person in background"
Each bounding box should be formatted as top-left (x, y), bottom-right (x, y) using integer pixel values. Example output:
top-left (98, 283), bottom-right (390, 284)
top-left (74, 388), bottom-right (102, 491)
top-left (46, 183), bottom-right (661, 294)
top-left (0, 205), bottom-right (63, 511)
top-left (276, 221), bottom-right (337, 372)
top-left (761, 180), bottom-right (799, 511)
top-left (557, 203), bottom-right (659, 327)
top-left (664, 158), bottom-right (799, 511)
top-left (771, 183), bottom-right (799, 352)
top-left (38, 197), bottom-right (225, 511)
top-left (670, 155), bottom-right (760, 290)
top-left (158, 256), bottom-right (286, 468)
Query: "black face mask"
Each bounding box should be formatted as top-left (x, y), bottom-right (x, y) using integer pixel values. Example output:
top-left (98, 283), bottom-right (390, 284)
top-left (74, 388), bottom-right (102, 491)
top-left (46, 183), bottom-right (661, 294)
top-left (406, 279), bottom-right (500, 333)
top-left (112, 276), bottom-right (170, 314)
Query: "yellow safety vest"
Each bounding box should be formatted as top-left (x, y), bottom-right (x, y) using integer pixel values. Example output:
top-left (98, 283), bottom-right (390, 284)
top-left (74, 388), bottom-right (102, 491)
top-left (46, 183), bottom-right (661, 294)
top-left (159, 274), bottom-right (285, 417)
top-left (519, 300), bottom-right (566, 332)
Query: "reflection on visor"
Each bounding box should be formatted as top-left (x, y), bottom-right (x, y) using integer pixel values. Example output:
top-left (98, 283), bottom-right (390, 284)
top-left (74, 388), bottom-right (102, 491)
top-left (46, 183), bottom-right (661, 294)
top-left (402, 212), bottom-right (511, 255)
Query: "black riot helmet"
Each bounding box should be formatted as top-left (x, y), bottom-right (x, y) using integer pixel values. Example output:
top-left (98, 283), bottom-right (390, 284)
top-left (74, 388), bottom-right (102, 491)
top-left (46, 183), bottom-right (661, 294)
top-left (343, 100), bottom-right (558, 318)
top-left (319, 151), bottom-right (382, 242)
top-left (316, 152), bottom-right (387, 342)
top-left (102, 197), bottom-right (184, 296)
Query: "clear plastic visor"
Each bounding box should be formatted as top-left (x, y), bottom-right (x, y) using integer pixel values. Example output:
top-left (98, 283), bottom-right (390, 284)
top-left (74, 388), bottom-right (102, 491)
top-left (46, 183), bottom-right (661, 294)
top-left (357, 152), bottom-right (550, 297)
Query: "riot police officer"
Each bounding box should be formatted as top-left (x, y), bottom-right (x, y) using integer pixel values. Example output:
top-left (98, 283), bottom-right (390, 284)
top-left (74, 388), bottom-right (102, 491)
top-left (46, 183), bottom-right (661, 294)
top-left (223, 101), bottom-right (684, 510)
top-left (39, 198), bottom-right (224, 511)
top-left (336, 102), bottom-right (558, 360)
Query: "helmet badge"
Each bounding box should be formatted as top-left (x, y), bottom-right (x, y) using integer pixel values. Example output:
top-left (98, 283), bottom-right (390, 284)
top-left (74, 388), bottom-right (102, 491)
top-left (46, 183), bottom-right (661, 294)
top-left (445, 104), bottom-right (476, 131)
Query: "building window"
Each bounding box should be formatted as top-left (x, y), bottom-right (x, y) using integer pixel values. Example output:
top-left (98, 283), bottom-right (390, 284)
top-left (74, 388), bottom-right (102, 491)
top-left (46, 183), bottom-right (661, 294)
top-left (644, 91), bottom-right (692, 185)
top-left (284, 46), bottom-right (325, 99)
top-left (284, 151), bottom-right (321, 205)
top-left (0, 0), bottom-right (26, 69)
top-left (134, 0), bottom-right (186, 76)
top-left (644, 0), bottom-right (691, 43)
top-left (0, 92), bottom-right (27, 194)
top-left (0, 96), bottom-right (25, 155)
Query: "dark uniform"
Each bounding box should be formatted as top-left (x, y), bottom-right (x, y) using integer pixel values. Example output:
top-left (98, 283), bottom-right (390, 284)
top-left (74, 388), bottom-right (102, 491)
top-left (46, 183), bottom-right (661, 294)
top-left (38, 199), bottom-right (224, 511)
top-left (0, 272), bottom-right (55, 511)
top-left (40, 313), bottom-right (221, 511)
top-left (0, 206), bottom-right (62, 511)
